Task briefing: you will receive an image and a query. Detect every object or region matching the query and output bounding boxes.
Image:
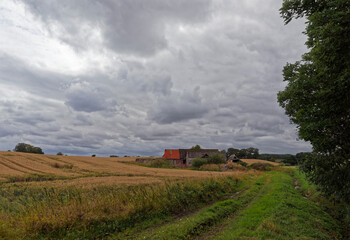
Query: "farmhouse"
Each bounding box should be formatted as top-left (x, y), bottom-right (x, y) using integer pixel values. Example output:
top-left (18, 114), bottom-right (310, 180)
top-left (162, 149), bottom-right (223, 166)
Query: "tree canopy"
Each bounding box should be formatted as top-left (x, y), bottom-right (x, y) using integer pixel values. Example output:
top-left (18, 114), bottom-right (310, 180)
top-left (278, 0), bottom-right (350, 202)
top-left (190, 145), bottom-right (202, 150)
top-left (14, 143), bottom-right (44, 154)
top-left (226, 147), bottom-right (259, 159)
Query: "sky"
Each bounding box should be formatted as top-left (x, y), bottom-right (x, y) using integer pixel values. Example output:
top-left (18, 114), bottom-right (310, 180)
top-left (0, 0), bottom-right (312, 156)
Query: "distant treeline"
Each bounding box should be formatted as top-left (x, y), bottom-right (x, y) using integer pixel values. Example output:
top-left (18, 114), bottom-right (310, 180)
top-left (259, 152), bottom-right (310, 166)
top-left (224, 147), bottom-right (310, 166)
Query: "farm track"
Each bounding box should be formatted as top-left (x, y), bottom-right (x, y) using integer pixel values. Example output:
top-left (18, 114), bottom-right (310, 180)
top-left (116, 171), bottom-right (342, 240)
top-left (116, 175), bottom-right (268, 240)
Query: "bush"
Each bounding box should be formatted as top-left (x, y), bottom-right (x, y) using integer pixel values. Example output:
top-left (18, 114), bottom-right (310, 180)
top-left (56, 152), bottom-right (63, 156)
top-left (237, 160), bottom-right (248, 167)
top-left (110, 155), bottom-right (119, 157)
top-left (192, 158), bottom-right (208, 168)
top-left (148, 159), bottom-right (172, 168)
top-left (199, 164), bottom-right (221, 171)
top-left (207, 153), bottom-right (226, 164)
top-left (250, 162), bottom-right (274, 171)
top-left (91, 154), bottom-right (96, 157)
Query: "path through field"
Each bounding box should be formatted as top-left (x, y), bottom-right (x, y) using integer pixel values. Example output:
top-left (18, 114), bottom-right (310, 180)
top-left (112, 171), bottom-right (343, 240)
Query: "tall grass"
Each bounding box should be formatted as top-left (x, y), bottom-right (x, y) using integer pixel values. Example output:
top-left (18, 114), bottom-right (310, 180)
top-left (0, 176), bottom-right (240, 239)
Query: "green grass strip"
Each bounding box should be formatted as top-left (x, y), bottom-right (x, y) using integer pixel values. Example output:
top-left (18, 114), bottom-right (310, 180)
top-left (214, 171), bottom-right (342, 240)
top-left (120, 175), bottom-right (269, 240)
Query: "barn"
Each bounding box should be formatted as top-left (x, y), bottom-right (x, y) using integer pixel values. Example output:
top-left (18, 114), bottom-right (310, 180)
top-left (162, 149), bottom-right (223, 166)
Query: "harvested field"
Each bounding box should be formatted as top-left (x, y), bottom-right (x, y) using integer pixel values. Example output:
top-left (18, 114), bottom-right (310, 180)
top-left (240, 158), bottom-right (280, 166)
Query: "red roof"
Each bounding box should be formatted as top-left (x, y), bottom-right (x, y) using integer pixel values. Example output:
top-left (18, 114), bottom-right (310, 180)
top-left (162, 149), bottom-right (180, 160)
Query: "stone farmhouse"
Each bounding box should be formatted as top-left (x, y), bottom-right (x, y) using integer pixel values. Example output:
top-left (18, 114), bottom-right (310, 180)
top-left (162, 149), bottom-right (224, 166)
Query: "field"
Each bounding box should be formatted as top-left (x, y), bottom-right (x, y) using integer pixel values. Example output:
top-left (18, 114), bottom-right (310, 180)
top-left (0, 152), bottom-right (348, 239)
top-left (240, 158), bottom-right (280, 166)
top-left (0, 152), bottom-right (249, 188)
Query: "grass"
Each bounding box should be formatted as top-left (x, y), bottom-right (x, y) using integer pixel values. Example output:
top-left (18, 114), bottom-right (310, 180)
top-left (1, 151), bottom-right (348, 239)
top-left (213, 171), bottom-right (342, 240)
top-left (124, 175), bottom-right (266, 240)
top-left (0, 176), bottom-right (242, 239)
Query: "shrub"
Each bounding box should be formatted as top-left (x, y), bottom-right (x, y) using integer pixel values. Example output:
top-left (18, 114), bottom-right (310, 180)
top-left (199, 164), bottom-right (221, 171)
top-left (207, 153), bottom-right (226, 164)
top-left (110, 155), bottom-right (119, 157)
top-left (56, 152), bottom-right (63, 156)
top-left (148, 159), bottom-right (172, 168)
top-left (192, 158), bottom-right (208, 168)
top-left (237, 160), bottom-right (248, 167)
top-left (91, 154), bottom-right (96, 157)
top-left (250, 162), bottom-right (274, 171)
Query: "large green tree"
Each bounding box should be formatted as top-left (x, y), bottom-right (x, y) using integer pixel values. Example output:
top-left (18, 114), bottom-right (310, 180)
top-left (14, 143), bottom-right (44, 154)
top-left (278, 0), bottom-right (350, 202)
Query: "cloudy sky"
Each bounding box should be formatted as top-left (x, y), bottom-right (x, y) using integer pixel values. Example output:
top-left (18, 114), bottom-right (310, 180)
top-left (0, 0), bottom-right (311, 156)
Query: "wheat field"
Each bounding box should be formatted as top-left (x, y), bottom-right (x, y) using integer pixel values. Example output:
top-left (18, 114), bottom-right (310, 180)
top-left (0, 151), bottom-right (253, 187)
top-left (240, 158), bottom-right (280, 166)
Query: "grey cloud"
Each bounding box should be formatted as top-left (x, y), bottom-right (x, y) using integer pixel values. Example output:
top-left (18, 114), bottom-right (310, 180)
top-left (22, 0), bottom-right (212, 56)
top-left (149, 87), bottom-right (209, 124)
top-left (0, 0), bottom-right (313, 156)
top-left (64, 81), bottom-right (117, 112)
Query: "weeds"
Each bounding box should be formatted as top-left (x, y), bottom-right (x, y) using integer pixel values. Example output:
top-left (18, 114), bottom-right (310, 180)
top-left (1, 176), bottom-right (240, 239)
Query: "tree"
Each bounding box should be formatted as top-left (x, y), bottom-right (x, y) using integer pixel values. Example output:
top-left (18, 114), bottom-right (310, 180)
top-left (207, 153), bottom-right (226, 164)
top-left (14, 143), bottom-right (44, 154)
top-left (190, 144), bottom-right (202, 150)
top-left (57, 152), bottom-right (63, 155)
top-left (227, 147), bottom-right (259, 159)
top-left (226, 148), bottom-right (240, 158)
top-left (278, 0), bottom-right (350, 202)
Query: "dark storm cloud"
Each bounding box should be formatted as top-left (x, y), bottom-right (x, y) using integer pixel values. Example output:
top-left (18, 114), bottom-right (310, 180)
top-left (22, 0), bottom-right (212, 56)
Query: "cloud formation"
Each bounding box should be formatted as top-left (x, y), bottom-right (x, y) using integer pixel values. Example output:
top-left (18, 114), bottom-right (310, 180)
top-left (0, 0), bottom-right (312, 156)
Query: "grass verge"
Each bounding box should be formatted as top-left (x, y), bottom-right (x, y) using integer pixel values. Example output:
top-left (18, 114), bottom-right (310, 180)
top-left (213, 171), bottom-right (342, 240)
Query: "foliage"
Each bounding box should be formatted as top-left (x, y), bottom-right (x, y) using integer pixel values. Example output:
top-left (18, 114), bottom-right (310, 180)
top-left (147, 159), bottom-right (173, 168)
top-left (14, 143), bottom-right (44, 154)
top-left (278, 0), bottom-right (350, 202)
top-left (207, 153), bottom-right (226, 164)
top-left (199, 164), bottom-right (221, 171)
top-left (190, 144), bottom-right (202, 150)
top-left (249, 163), bottom-right (274, 171)
top-left (226, 147), bottom-right (259, 159)
top-left (56, 152), bottom-right (63, 156)
top-left (191, 158), bottom-right (208, 168)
